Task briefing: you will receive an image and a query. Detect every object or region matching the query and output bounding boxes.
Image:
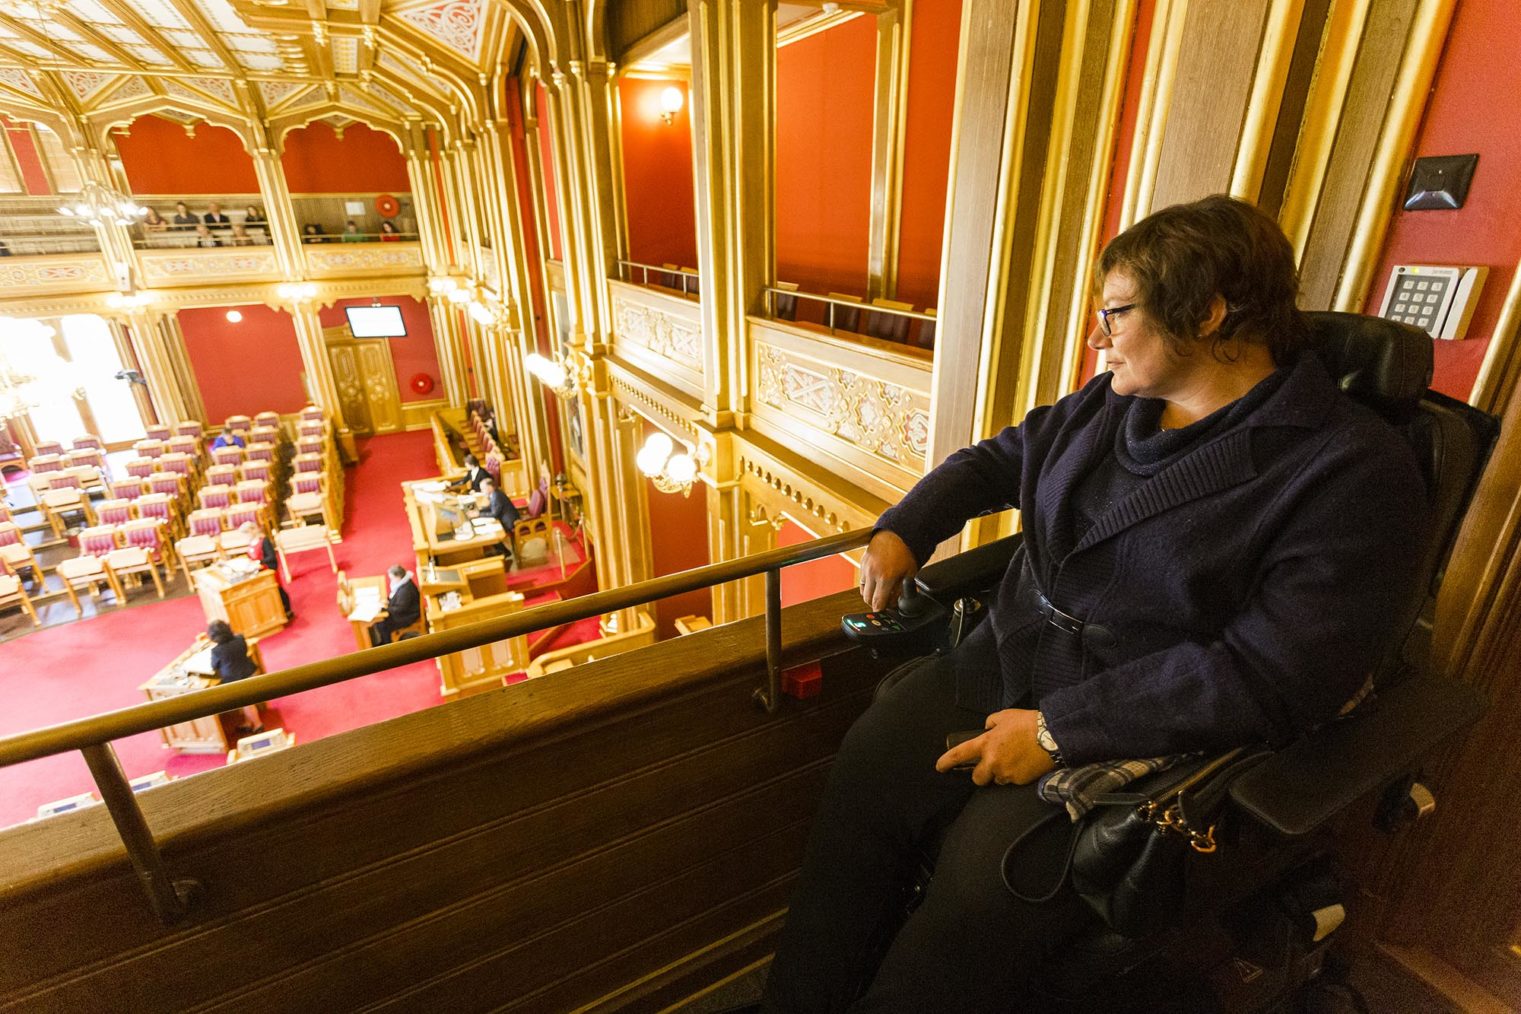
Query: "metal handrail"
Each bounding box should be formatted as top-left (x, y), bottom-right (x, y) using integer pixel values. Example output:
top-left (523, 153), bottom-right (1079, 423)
top-left (764, 287), bottom-right (939, 324)
top-left (0, 527), bottom-right (871, 770)
top-left (617, 258), bottom-right (700, 296)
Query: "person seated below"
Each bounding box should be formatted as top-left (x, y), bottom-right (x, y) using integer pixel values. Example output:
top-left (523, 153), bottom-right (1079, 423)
top-left (211, 426), bottom-right (245, 450)
top-left (194, 222), bottom-right (220, 248)
top-left (207, 619), bottom-right (263, 735)
top-left (454, 453), bottom-right (490, 493)
top-left (477, 477), bottom-right (521, 562)
top-left (341, 220), bottom-right (365, 243)
top-left (761, 195), bottom-right (1428, 1012)
top-left (368, 564), bottom-right (421, 646)
top-left (170, 201), bottom-right (197, 231)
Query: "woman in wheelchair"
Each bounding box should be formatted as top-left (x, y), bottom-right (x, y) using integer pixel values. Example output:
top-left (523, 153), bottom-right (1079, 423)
top-left (762, 196), bottom-right (1429, 1012)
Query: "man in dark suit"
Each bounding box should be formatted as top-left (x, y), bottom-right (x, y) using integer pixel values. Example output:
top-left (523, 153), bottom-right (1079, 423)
top-left (478, 477), bottom-right (520, 562)
top-left (369, 564), bottom-right (421, 646)
top-left (453, 454), bottom-right (490, 493)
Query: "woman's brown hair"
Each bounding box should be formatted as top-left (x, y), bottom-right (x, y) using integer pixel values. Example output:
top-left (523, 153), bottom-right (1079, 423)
top-left (1098, 194), bottom-right (1309, 364)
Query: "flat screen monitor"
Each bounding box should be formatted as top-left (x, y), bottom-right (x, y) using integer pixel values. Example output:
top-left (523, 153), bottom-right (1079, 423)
top-left (345, 304), bottom-right (407, 338)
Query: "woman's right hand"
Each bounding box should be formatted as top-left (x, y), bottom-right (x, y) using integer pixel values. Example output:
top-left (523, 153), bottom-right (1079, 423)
top-left (859, 529), bottom-right (918, 611)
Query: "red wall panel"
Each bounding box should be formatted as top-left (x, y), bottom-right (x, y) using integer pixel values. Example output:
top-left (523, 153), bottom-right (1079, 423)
top-left (2, 118), bottom-right (51, 195)
top-left (895, 0), bottom-right (964, 311)
top-left (776, 16), bottom-right (877, 297)
top-left (113, 116), bottom-right (258, 195)
top-left (1364, 0), bottom-right (1521, 401)
top-left (644, 422), bottom-right (711, 638)
top-left (281, 121), bottom-right (409, 194)
top-left (318, 295), bottom-right (441, 403)
top-left (618, 76), bottom-right (698, 270)
top-left (536, 84), bottom-right (564, 262)
top-left (778, 518), bottom-right (858, 608)
top-left (179, 305), bottom-right (308, 423)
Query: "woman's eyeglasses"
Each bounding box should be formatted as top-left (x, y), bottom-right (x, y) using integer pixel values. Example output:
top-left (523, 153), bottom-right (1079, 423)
top-left (1095, 303), bottom-right (1137, 336)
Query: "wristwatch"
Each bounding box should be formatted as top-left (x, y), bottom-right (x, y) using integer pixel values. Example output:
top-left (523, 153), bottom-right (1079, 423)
top-left (1034, 712), bottom-right (1065, 768)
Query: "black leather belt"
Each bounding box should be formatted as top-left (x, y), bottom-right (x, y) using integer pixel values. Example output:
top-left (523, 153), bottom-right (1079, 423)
top-left (1035, 590), bottom-right (1116, 648)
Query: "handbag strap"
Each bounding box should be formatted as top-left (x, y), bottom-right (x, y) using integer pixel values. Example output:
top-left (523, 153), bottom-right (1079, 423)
top-left (1001, 808), bottom-right (1082, 905)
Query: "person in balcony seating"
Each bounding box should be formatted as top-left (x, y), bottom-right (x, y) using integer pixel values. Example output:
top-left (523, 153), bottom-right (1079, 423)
top-left (368, 564), bottom-right (421, 646)
top-left (378, 220), bottom-right (401, 242)
top-left (762, 195), bottom-right (1430, 1012)
top-left (141, 207), bottom-right (168, 235)
top-left (244, 205), bottom-right (266, 226)
top-left (203, 202), bottom-right (230, 227)
top-left (341, 220), bottom-right (364, 243)
top-left (170, 201), bottom-right (197, 231)
top-left (211, 426), bottom-right (245, 450)
top-left (193, 222), bottom-right (220, 248)
top-left (302, 222), bottom-right (327, 244)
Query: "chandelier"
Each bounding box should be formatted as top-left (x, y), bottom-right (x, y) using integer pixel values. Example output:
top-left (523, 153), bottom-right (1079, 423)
top-left (58, 181), bottom-right (149, 228)
top-left (636, 431), bottom-right (707, 497)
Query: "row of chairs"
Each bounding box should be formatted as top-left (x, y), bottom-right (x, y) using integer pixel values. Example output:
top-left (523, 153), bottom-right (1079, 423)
top-left (26, 448), bottom-right (108, 478)
top-left (466, 408), bottom-right (507, 486)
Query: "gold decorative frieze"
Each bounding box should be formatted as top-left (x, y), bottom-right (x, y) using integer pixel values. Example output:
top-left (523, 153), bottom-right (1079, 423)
top-left (608, 279), bottom-right (705, 399)
top-left (140, 248), bottom-right (280, 285)
top-left (305, 241), bottom-right (426, 278)
top-left (748, 318), bottom-right (931, 502)
top-left (0, 255), bottom-right (113, 297)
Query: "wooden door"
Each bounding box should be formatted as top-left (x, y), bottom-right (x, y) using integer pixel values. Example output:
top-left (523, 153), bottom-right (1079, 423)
top-left (327, 343), bottom-right (373, 435)
top-left (357, 341), bottom-right (402, 434)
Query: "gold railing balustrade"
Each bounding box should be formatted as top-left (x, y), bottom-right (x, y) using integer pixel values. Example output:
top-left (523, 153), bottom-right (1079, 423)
top-left (617, 258), bottom-right (700, 297)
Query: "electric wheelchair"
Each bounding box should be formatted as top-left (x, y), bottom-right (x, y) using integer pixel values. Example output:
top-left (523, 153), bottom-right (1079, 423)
top-left (842, 312), bottom-right (1498, 1012)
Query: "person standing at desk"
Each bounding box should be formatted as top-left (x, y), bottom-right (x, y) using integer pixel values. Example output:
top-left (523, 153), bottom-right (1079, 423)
top-left (208, 620), bottom-right (263, 735)
top-left (212, 426), bottom-right (245, 450)
top-left (241, 522), bottom-right (293, 620)
top-left (454, 454), bottom-right (490, 493)
top-left (478, 477), bottom-right (520, 561)
top-left (369, 565), bottom-right (421, 646)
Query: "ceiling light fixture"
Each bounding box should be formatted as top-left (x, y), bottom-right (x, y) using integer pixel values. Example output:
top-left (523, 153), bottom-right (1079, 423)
top-left (636, 431), bottom-right (708, 497)
top-left (58, 181), bottom-right (149, 228)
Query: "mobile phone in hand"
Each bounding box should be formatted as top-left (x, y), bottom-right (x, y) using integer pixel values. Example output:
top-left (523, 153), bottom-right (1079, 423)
top-left (945, 729), bottom-right (981, 772)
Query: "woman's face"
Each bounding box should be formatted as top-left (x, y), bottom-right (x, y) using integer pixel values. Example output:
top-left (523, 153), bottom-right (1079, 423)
top-left (1089, 270), bottom-right (1204, 401)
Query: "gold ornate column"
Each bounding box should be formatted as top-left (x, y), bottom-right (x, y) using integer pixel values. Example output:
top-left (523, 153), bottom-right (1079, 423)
top-left (122, 308), bottom-right (197, 424)
top-left (404, 133), bottom-right (455, 274)
top-left (285, 297), bottom-right (356, 460)
top-left (249, 136), bottom-right (304, 280)
top-left (701, 427), bottom-right (747, 623)
top-left (425, 296), bottom-right (472, 405)
top-left (867, 0), bottom-right (912, 301)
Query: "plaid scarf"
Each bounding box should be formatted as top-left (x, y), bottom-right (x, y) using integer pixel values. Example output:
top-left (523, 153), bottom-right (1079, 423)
top-left (1037, 754), bottom-right (1190, 821)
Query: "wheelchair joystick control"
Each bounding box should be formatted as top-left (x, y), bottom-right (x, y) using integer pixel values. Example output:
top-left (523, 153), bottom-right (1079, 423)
top-left (841, 577), bottom-right (949, 653)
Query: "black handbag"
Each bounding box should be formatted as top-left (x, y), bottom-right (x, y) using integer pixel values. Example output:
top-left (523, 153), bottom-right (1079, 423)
top-left (1002, 747), bottom-right (1270, 938)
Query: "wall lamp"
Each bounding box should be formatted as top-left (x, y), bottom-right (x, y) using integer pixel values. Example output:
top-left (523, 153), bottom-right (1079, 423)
top-left (659, 85), bottom-right (684, 125)
top-left (636, 430), bottom-right (707, 497)
top-left (525, 351), bottom-right (586, 398)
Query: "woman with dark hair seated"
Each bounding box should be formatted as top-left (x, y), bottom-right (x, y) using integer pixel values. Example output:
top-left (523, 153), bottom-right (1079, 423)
top-left (761, 195), bottom-right (1429, 1012)
top-left (207, 620), bottom-right (263, 735)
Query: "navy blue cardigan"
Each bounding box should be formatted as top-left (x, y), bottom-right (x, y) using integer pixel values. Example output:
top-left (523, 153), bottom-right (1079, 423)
top-left (877, 353), bottom-right (1428, 765)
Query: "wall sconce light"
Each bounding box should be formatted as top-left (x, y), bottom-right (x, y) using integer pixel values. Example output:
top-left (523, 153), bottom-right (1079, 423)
top-left (225, 309), bottom-right (244, 323)
top-left (659, 85), bottom-right (684, 125)
top-left (525, 351), bottom-right (585, 398)
top-left (636, 430), bottom-right (707, 497)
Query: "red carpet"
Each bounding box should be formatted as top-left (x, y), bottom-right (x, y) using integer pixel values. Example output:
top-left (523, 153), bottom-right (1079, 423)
top-left (0, 431), bottom-right (596, 829)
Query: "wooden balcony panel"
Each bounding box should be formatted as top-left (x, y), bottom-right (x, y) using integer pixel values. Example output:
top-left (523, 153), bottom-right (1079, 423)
top-left (0, 591), bottom-right (873, 1013)
top-left (609, 278), bottom-right (706, 401)
top-left (304, 241), bottom-right (425, 279)
top-left (0, 254), bottom-right (114, 299)
top-left (138, 247), bottom-right (281, 287)
top-left (747, 316), bottom-right (934, 503)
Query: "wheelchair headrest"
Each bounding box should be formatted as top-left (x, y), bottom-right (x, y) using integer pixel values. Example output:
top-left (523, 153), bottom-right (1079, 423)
top-left (1303, 311), bottom-right (1433, 421)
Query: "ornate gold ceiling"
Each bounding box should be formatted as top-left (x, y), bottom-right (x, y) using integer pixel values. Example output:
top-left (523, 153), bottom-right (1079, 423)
top-left (0, 0), bottom-right (520, 148)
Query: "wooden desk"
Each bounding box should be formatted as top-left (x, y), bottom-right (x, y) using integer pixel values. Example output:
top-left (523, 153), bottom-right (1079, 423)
top-left (338, 573), bottom-right (390, 652)
top-left (427, 590), bottom-right (530, 696)
top-left (194, 561), bottom-right (287, 638)
top-left (419, 557), bottom-right (509, 600)
top-left (401, 480), bottom-right (507, 567)
top-left (140, 638), bottom-right (227, 754)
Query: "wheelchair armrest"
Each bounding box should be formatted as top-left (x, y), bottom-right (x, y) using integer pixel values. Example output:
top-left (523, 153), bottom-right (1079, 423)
top-left (913, 533), bottom-right (1024, 604)
top-left (1229, 674), bottom-right (1485, 837)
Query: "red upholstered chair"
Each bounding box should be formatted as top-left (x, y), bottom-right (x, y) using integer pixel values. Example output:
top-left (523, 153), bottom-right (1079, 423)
top-left (204, 464), bottom-right (237, 488)
top-left (145, 424), bottom-right (172, 440)
top-left (32, 441), bottom-right (65, 457)
top-left (0, 503), bottom-right (10, 526)
top-left (827, 292), bottom-right (864, 333)
top-left (148, 472), bottom-right (184, 500)
top-left (292, 473), bottom-right (322, 496)
top-left (121, 518), bottom-right (172, 574)
top-left (64, 465), bottom-right (102, 492)
top-left (241, 460), bottom-right (272, 483)
top-left (298, 420), bottom-right (324, 439)
top-left (254, 410), bottom-right (280, 428)
top-left (29, 453), bottom-right (63, 474)
top-left (225, 414), bottom-right (252, 433)
top-left (225, 502), bottom-right (265, 532)
top-left (0, 521), bottom-right (23, 547)
top-left (250, 425), bottom-right (280, 444)
top-left (211, 445), bottom-right (244, 468)
top-left (174, 534), bottom-right (220, 584)
top-left (77, 525), bottom-right (121, 558)
top-left (234, 480), bottom-right (268, 506)
top-left (864, 298), bottom-right (914, 343)
top-left (0, 526), bottom-right (38, 585)
top-left (246, 442), bottom-right (276, 463)
top-left (136, 492), bottom-right (180, 539)
top-left (125, 457), bottom-right (156, 479)
top-left (913, 308), bottom-right (937, 349)
top-left (64, 448), bottom-right (105, 472)
top-left (160, 452), bottom-right (194, 479)
top-left (172, 421), bottom-right (202, 439)
top-left (134, 438), bottom-right (165, 458)
top-left (300, 405), bottom-right (323, 421)
top-left (293, 453), bottom-right (322, 474)
top-left (296, 437), bottom-right (323, 457)
top-left (72, 435), bottom-right (104, 451)
top-left (40, 486), bottom-right (95, 537)
top-left (167, 435), bottom-right (199, 458)
top-left (96, 499), bottom-right (135, 527)
top-left (47, 471), bottom-right (82, 490)
top-left (187, 508), bottom-right (225, 540)
top-left (199, 484), bottom-right (233, 511)
top-left (484, 454), bottom-right (502, 483)
top-left (109, 477), bottom-right (145, 501)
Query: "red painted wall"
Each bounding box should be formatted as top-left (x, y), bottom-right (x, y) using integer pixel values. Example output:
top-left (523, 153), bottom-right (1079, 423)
top-left (618, 76), bottom-right (699, 271)
top-left (536, 84), bottom-right (564, 262)
top-left (778, 518), bottom-right (858, 608)
top-left (895, 0), bottom-right (964, 311)
top-left (776, 15), bottom-right (877, 297)
top-left (179, 305), bottom-right (308, 423)
top-left (644, 422), bottom-right (711, 638)
top-left (281, 121), bottom-right (409, 194)
top-left (113, 116), bottom-right (258, 195)
top-left (318, 296), bottom-right (441, 403)
top-left (1364, 0), bottom-right (1521, 401)
top-left (1, 117), bottom-right (51, 195)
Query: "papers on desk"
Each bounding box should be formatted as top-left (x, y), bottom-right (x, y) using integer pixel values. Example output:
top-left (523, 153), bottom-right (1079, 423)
top-left (469, 518), bottom-right (503, 536)
top-left (183, 645), bottom-right (217, 676)
top-left (348, 586), bottom-right (384, 624)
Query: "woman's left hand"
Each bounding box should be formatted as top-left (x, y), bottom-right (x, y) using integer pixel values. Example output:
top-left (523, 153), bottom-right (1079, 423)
top-left (935, 709), bottom-right (1055, 786)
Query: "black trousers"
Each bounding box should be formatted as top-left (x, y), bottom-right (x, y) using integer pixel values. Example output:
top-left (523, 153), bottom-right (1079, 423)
top-left (763, 624), bottom-right (1092, 1012)
top-left (369, 616), bottom-right (414, 645)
